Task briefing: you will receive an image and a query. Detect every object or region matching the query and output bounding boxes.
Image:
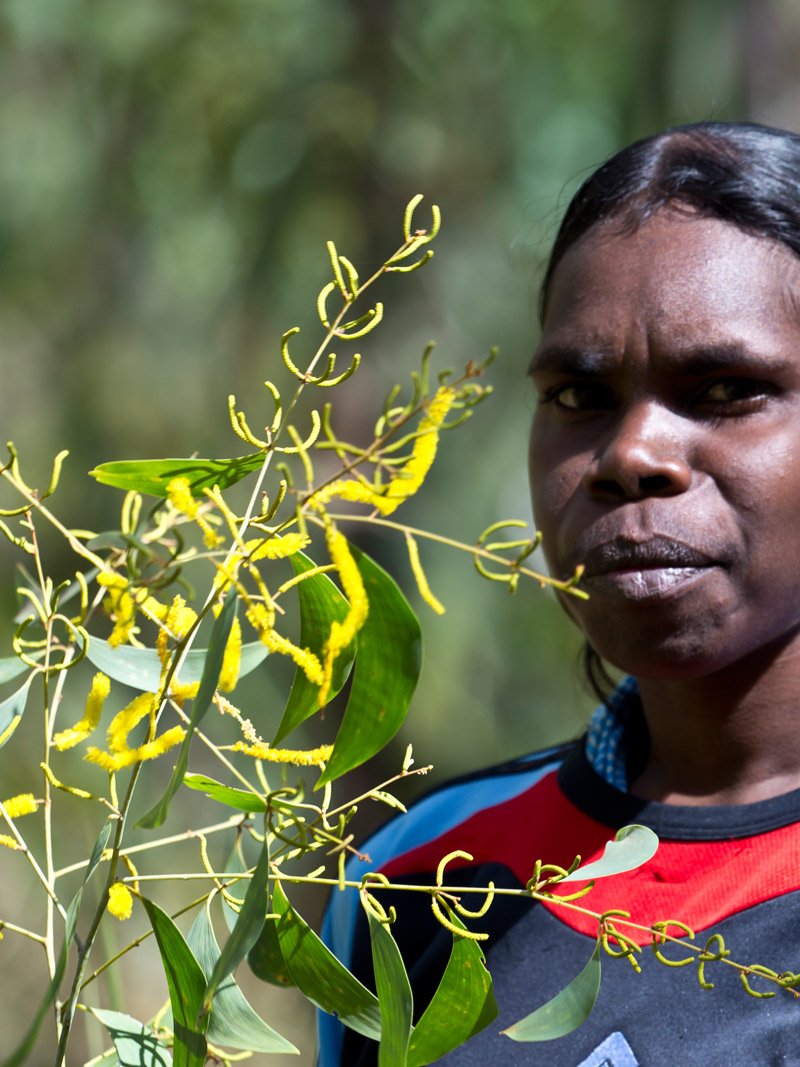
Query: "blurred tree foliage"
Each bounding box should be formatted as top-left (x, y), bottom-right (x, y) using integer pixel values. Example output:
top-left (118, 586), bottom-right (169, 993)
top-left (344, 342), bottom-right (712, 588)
top-left (1, 0), bottom-right (797, 778)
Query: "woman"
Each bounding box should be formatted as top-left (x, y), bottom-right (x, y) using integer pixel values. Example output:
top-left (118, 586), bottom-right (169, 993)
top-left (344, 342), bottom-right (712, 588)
top-left (322, 122), bottom-right (800, 1066)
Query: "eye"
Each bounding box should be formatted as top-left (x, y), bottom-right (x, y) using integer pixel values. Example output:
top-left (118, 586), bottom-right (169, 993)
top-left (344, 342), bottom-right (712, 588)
top-left (541, 382), bottom-right (615, 412)
top-left (694, 377), bottom-right (775, 411)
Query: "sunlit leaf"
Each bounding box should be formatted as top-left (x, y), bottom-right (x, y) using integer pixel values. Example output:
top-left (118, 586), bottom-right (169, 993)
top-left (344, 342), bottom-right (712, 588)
top-left (0, 675), bottom-right (32, 751)
top-left (187, 903), bottom-right (298, 1053)
top-left (367, 911), bottom-right (413, 1066)
top-left (137, 589), bottom-right (236, 829)
top-left (316, 546), bottom-right (421, 787)
top-left (86, 634), bottom-right (267, 693)
top-left (2, 820), bottom-right (113, 1067)
top-left (501, 940), bottom-right (601, 1043)
top-left (202, 840), bottom-right (271, 1011)
top-left (0, 657), bottom-right (29, 686)
top-left (89, 455), bottom-right (265, 497)
top-left (183, 773), bottom-right (266, 813)
top-left (273, 551), bottom-right (355, 743)
top-left (264, 881), bottom-right (381, 1040)
top-left (561, 825), bottom-right (659, 882)
top-left (407, 912), bottom-right (497, 1066)
top-left (90, 1008), bottom-right (173, 1067)
top-left (141, 898), bottom-right (208, 1067)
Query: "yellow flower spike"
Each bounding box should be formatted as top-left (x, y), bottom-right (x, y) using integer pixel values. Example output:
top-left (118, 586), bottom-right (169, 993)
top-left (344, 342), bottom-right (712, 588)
top-left (404, 531), bottom-right (445, 615)
top-left (218, 617), bottom-right (242, 692)
top-left (107, 693), bottom-right (156, 755)
top-left (53, 672), bottom-right (111, 750)
top-left (320, 525), bottom-right (368, 705)
top-left (40, 762), bottom-right (93, 800)
top-left (165, 595), bottom-right (198, 641)
top-left (107, 882), bottom-right (133, 921)
top-left (169, 681), bottom-right (201, 706)
top-left (0, 834), bottom-right (20, 850)
top-left (230, 741), bottom-right (333, 767)
top-left (246, 532), bottom-right (310, 562)
top-left (380, 386), bottom-right (455, 514)
top-left (1, 794), bottom-right (37, 819)
top-left (166, 476), bottom-right (199, 520)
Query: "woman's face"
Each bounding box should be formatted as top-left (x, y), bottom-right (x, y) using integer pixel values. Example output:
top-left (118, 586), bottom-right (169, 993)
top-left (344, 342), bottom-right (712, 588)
top-left (528, 210), bottom-right (800, 679)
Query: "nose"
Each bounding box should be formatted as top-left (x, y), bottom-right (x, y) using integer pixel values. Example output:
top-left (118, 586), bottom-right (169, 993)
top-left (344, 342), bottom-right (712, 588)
top-left (583, 401), bottom-right (692, 501)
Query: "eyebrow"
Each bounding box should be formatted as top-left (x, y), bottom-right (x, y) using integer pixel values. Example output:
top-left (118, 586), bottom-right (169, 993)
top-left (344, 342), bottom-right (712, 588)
top-left (528, 342), bottom-right (794, 378)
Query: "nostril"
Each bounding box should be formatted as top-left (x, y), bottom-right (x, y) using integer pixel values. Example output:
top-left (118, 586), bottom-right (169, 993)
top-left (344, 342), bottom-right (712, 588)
top-left (639, 473), bottom-right (679, 495)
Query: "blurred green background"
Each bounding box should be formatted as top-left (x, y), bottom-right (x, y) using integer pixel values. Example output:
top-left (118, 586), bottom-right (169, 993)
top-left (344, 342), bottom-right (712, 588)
top-left (0, 0), bottom-right (797, 1062)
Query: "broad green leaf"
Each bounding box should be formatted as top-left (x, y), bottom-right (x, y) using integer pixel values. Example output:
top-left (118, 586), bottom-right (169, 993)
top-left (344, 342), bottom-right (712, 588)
top-left (407, 914), bottom-right (497, 1066)
top-left (202, 840), bottom-right (271, 1011)
top-left (90, 1008), bottom-right (172, 1066)
top-left (316, 546), bottom-right (422, 787)
top-left (561, 824), bottom-right (659, 882)
top-left (0, 657), bottom-right (28, 685)
top-left (90, 455), bottom-right (264, 497)
top-left (86, 633), bottom-right (267, 693)
top-left (2, 820), bottom-right (113, 1067)
top-left (266, 881), bottom-right (381, 1040)
top-left (367, 911), bottom-right (413, 1067)
top-left (138, 590), bottom-right (237, 829)
top-left (141, 898), bottom-right (208, 1067)
top-left (187, 903), bottom-right (297, 1054)
top-left (183, 773), bottom-right (266, 813)
top-left (502, 940), bottom-right (602, 1043)
top-left (247, 916), bottom-right (295, 987)
top-left (0, 675), bottom-right (32, 751)
top-left (273, 551), bottom-right (355, 743)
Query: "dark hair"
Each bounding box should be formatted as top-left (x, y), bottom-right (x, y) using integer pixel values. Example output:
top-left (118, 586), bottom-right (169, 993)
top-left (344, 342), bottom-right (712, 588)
top-left (541, 120), bottom-right (800, 705)
top-left (541, 120), bottom-right (800, 322)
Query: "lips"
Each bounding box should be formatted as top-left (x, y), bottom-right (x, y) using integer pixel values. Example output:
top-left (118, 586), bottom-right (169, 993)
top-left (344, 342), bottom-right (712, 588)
top-left (570, 535), bottom-right (722, 602)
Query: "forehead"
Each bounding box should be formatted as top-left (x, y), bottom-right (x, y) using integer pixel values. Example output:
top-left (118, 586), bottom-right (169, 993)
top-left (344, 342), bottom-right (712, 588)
top-left (537, 212), bottom-right (800, 361)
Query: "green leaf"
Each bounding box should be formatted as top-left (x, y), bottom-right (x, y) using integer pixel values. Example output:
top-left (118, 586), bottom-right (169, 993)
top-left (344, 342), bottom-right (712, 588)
top-left (247, 916), bottom-right (295, 987)
top-left (137, 589), bottom-right (237, 829)
top-left (0, 657), bottom-right (29, 686)
top-left (367, 911), bottom-right (413, 1067)
top-left (407, 914), bottom-right (497, 1066)
top-left (1, 820), bottom-right (113, 1067)
top-left (86, 633), bottom-right (267, 693)
top-left (141, 899), bottom-right (208, 1067)
top-left (316, 546), bottom-right (422, 787)
top-left (266, 881), bottom-right (381, 1040)
top-left (89, 455), bottom-right (265, 497)
top-left (273, 551), bottom-right (355, 743)
top-left (202, 840), bottom-right (271, 1011)
top-left (187, 903), bottom-right (298, 1054)
top-left (501, 940), bottom-right (602, 1043)
top-left (183, 773), bottom-right (266, 813)
top-left (90, 1008), bottom-right (173, 1066)
top-left (0, 675), bottom-right (32, 751)
top-left (561, 824), bottom-right (659, 882)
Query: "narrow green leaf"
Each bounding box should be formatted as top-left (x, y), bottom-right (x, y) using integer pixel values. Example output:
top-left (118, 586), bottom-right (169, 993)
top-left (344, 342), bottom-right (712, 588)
top-left (273, 550), bottom-right (355, 743)
top-left (203, 840), bottom-right (271, 1011)
top-left (267, 881), bottom-right (381, 1040)
top-left (1, 820), bottom-right (113, 1067)
top-left (407, 914), bottom-right (497, 1066)
top-left (90, 455), bottom-right (265, 497)
top-left (502, 940), bottom-right (602, 1042)
top-left (90, 1008), bottom-right (173, 1066)
top-left (0, 675), bottom-right (32, 751)
top-left (183, 773), bottom-right (266, 813)
top-left (137, 589), bottom-right (237, 829)
top-left (187, 904), bottom-right (298, 1054)
top-left (367, 912), bottom-right (413, 1067)
top-left (561, 824), bottom-right (659, 882)
top-left (141, 898), bottom-right (208, 1067)
top-left (86, 633), bottom-right (267, 693)
top-left (316, 546), bottom-right (422, 787)
top-left (0, 657), bottom-right (28, 685)
top-left (247, 916), bottom-right (295, 987)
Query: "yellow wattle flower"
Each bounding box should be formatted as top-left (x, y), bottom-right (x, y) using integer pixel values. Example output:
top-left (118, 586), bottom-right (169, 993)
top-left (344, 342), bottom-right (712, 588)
top-left (246, 532), bottom-right (311, 561)
top-left (381, 386), bottom-right (455, 513)
top-left (230, 741), bottom-right (333, 767)
top-left (218, 616), bottom-right (242, 692)
top-left (167, 476), bottom-right (224, 548)
top-left (0, 834), bottom-right (20, 850)
top-left (1, 793), bottom-right (37, 818)
top-left (53, 672), bottom-right (111, 751)
top-left (320, 525), bottom-right (368, 705)
top-left (245, 602), bottom-right (323, 686)
top-left (107, 882), bottom-right (133, 921)
top-left (85, 692), bottom-right (186, 772)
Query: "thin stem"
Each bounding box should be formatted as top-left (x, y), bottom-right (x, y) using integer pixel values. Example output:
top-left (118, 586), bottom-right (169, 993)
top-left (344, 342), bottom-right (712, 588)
top-left (0, 920), bottom-right (47, 944)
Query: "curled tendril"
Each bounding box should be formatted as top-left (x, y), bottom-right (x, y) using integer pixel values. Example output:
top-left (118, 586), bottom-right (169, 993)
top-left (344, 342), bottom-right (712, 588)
top-left (1, 446), bottom-right (70, 515)
top-left (650, 920), bottom-right (697, 967)
top-left (0, 520), bottom-right (34, 553)
top-left (454, 882), bottom-right (495, 920)
top-left (327, 241), bottom-right (359, 300)
top-left (528, 855), bottom-right (595, 903)
top-left (386, 249), bottom-right (434, 274)
top-left (13, 615), bottom-right (88, 672)
top-left (71, 572), bottom-right (89, 625)
top-left (598, 910), bottom-right (641, 971)
top-left (335, 304), bottom-right (384, 340)
top-left (274, 411), bottom-right (321, 455)
top-left (431, 893), bottom-right (489, 942)
top-left (383, 195), bottom-right (441, 273)
top-left (474, 520), bottom-right (542, 593)
top-left (227, 395), bottom-right (269, 449)
top-left (359, 872), bottom-right (393, 923)
top-left (697, 933), bottom-right (730, 990)
top-left (250, 480), bottom-right (287, 525)
top-left (740, 965), bottom-right (779, 999)
top-left (435, 849), bottom-right (473, 887)
top-left (430, 850), bottom-right (490, 939)
top-left (316, 353), bottom-right (361, 387)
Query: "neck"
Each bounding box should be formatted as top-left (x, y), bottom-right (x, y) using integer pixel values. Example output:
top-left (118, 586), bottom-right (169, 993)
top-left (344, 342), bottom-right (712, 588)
top-left (631, 640), bottom-right (800, 806)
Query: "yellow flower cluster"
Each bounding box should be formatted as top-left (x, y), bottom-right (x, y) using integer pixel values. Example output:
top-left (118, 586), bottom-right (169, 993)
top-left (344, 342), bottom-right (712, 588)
top-left (85, 692), bottom-right (186, 773)
top-left (245, 601), bottom-right (323, 686)
top-left (230, 741), bottom-right (333, 767)
top-left (98, 572), bottom-right (137, 647)
top-left (53, 672), bottom-right (111, 751)
top-left (167, 476), bottom-right (223, 548)
top-left (1, 793), bottom-right (37, 818)
top-left (107, 882), bottom-right (133, 921)
top-left (319, 525), bottom-right (368, 705)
